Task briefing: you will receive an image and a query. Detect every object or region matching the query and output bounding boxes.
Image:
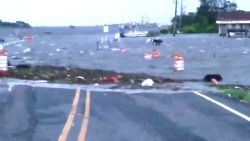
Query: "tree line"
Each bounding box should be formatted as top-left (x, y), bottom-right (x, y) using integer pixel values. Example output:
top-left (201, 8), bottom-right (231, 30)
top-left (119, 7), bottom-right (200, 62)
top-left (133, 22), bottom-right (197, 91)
top-left (0, 20), bottom-right (31, 28)
top-left (161, 0), bottom-right (238, 34)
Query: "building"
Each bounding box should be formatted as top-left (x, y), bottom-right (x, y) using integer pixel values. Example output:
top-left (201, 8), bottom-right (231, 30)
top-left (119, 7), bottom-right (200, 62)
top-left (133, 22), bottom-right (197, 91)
top-left (216, 11), bottom-right (250, 37)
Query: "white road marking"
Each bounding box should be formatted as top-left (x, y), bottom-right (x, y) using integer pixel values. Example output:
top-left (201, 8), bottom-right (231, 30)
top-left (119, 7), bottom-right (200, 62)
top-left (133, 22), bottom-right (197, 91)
top-left (193, 91), bottom-right (250, 122)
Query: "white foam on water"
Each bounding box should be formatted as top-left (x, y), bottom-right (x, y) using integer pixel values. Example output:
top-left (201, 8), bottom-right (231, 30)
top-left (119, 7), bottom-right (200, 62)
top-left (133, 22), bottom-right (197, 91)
top-left (23, 48), bottom-right (31, 53)
top-left (5, 79), bottom-right (189, 95)
top-left (199, 50), bottom-right (205, 53)
top-left (16, 44), bottom-right (23, 47)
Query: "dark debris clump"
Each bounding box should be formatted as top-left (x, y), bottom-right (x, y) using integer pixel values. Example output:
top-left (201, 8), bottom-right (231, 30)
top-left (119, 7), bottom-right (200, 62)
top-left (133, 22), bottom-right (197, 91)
top-left (0, 65), bottom-right (178, 85)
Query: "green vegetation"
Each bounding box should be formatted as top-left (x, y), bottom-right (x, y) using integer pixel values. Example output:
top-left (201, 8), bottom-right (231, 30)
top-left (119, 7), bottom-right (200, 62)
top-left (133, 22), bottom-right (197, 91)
top-left (160, 28), bottom-right (173, 34)
top-left (0, 20), bottom-right (31, 28)
top-left (217, 85), bottom-right (250, 104)
top-left (162, 0), bottom-right (238, 34)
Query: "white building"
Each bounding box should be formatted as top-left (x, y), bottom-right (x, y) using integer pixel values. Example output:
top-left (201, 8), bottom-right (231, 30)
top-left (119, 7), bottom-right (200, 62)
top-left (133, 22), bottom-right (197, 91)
top-left (216, 11), bottom-right (250, 37)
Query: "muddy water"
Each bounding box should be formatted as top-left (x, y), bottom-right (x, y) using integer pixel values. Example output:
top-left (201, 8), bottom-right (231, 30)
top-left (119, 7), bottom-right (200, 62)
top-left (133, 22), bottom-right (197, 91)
top-left (1, 27), bottom-right (250, 85)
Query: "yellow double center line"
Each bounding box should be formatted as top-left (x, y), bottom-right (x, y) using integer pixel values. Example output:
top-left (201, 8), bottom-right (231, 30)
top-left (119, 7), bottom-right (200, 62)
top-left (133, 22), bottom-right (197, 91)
top-left (58, 87), bottom-right (91, 141)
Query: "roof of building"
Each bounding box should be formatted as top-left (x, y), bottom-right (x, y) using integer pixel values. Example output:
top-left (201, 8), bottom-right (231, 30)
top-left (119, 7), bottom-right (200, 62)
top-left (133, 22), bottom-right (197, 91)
top-left (217, 11), bottom-right (250, 21)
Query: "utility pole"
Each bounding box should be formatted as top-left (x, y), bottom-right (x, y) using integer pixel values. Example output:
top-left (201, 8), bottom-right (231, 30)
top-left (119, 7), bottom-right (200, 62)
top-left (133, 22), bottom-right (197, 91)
top-left (179, 0), bottom-right (183, 29)
top-left (173, 0), bottom-right (178, 36)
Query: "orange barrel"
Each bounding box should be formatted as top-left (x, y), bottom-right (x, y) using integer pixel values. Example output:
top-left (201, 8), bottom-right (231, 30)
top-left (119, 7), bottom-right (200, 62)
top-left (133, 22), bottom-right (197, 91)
top-left (152, 49), bottom-right (160, 58)
top-left (173, 53), bottom-right (184, 71)
top-left (0, 47), bottom-right (8, 75)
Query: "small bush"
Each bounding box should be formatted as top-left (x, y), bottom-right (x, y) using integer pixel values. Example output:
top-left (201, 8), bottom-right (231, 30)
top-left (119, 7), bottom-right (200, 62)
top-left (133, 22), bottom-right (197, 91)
top-left (160, 29), bottom-right (171, 34)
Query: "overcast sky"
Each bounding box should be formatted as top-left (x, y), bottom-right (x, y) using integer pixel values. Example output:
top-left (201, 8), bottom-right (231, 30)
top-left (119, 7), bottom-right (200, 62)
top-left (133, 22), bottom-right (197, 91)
top-left (0, 0), bottom-right (249, 26)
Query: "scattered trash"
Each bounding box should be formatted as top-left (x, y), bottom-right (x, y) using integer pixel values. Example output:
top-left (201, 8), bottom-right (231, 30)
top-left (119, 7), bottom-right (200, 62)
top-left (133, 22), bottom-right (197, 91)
top-left (211, 78), bottom-right (219, 85)
top-left (203, 74), bottom-right (223, 82)
top-left (15, 43), bottom-right (23, 47)
top-left (11, 56), bottom-right (22, 60)
top-left (111, 48), bottom-right (120, 52)
top-left (94, 83), bottom-right (99, 86)
top-left (102, 75), bottom-right (122, 82)
top-left (243, 50), bottom-right (248, 54)
top-left (23, 35), bottom-right (33, 41)
top-left (15, 64), bottom-right (31, 69)
top-left (114, 33), bottom-right (121, 42)
top-left (103, 45), bottom-right (109, 49)
top-left (76, 76), bottom-right (85, 80)
top-left (56, 48), bottom-right (61, 52)
top-left (141, 79), bottom-right (154, 87)
top-left (130, 79), bottom-right (135, 83)
top-left (144, 52), bottom-right (152, 60)
top-left (23, 48), bottom-right (32, 53)
top-left (120, 47), bottom-right (126, 53)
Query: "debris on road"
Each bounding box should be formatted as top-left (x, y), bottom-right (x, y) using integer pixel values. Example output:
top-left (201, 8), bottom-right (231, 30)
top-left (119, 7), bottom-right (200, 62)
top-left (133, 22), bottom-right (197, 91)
top-left (141, 79), bottom-right (155, 87)
top-left (102, 75), bottom-right (122, 83)
top-left (204, 74), bottom-right (223, 82)
top-left (144, 52), bottom-right (152, 60)
top-left (76, 76), bottom-right (85, 81)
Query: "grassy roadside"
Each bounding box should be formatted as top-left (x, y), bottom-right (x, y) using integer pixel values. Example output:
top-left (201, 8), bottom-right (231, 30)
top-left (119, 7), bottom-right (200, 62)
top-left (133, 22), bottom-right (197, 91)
top-left (216, 85), bottom-right (250, 104)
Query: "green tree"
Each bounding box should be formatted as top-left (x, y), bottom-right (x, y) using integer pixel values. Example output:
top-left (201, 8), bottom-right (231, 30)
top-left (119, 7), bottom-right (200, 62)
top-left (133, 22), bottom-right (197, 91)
top-left (170, 0), bottom-right (238, 33)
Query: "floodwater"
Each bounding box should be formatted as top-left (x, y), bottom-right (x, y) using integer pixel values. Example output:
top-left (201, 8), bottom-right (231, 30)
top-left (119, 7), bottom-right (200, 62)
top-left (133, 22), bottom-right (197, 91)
top-left (1, 27), bottom-right (250, 85)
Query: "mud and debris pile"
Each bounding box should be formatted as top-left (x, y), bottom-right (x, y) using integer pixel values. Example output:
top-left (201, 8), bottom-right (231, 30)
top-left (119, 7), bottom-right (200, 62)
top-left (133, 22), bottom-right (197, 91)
top-left (1, 65), bottom-right (178, 85)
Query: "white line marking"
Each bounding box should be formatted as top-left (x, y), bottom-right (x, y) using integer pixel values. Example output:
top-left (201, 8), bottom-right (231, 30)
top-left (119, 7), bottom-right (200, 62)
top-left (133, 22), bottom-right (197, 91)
top-left (193, 91), bottom-right (250, 122)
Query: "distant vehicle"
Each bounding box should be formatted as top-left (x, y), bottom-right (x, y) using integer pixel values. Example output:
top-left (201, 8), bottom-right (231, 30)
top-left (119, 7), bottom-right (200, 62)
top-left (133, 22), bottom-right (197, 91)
top-left (227, 29), bottom-right (248, 38)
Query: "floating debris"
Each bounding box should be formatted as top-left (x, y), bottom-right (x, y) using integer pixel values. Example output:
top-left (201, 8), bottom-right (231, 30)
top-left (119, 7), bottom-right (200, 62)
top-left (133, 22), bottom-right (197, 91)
top-left (56, 48), bottom-right (61, 52)
top-left (79, 50), bottom-right (84, 54)
top-left (22, 48), bottom-right (31, 53)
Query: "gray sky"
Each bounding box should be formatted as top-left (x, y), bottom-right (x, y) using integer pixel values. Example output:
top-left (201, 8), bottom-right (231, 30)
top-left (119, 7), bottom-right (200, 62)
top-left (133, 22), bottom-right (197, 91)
top-left (0, 0), bottom-right (249, 26)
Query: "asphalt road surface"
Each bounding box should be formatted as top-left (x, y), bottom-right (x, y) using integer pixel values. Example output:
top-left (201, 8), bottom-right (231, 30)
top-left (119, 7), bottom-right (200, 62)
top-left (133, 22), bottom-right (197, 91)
top-left (0, 85), bottom-right (249, 141)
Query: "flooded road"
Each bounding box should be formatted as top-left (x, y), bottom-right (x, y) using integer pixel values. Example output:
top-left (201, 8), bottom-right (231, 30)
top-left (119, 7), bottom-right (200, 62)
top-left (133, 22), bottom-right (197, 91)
top-left (1, 27), bottom-right (250, 140)
top-left (1, 27), bottom-right (250, 84)
top-left (0, 84), bottom-right (249, 141)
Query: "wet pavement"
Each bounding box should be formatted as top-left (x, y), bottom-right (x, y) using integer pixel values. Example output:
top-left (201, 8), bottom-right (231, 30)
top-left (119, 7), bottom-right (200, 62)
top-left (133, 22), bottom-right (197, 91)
top-left (1, 27), bottom-right (250, 85)
top-left (0, 84), bottom-right (249, 141)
